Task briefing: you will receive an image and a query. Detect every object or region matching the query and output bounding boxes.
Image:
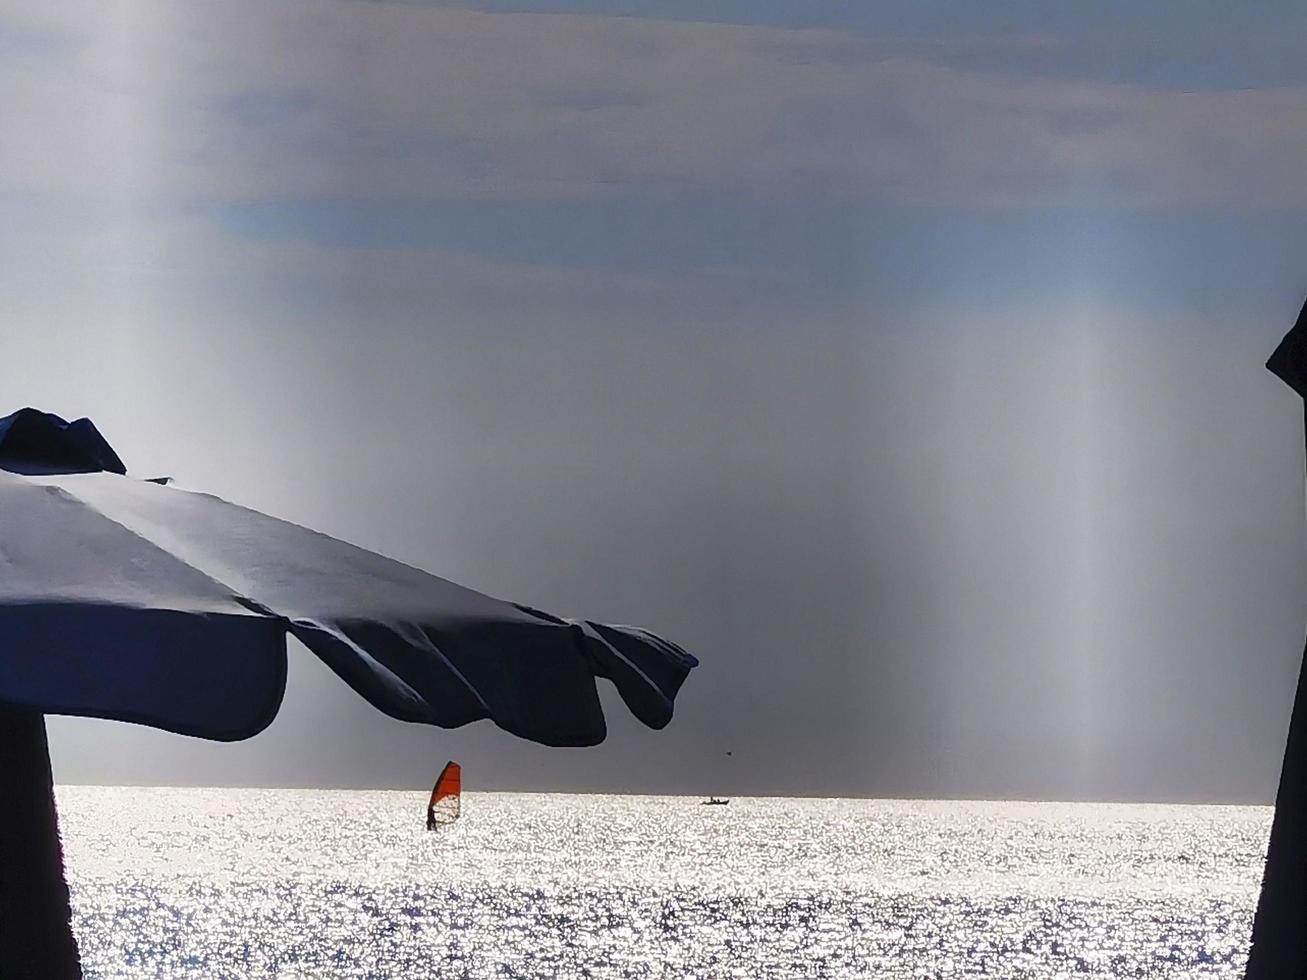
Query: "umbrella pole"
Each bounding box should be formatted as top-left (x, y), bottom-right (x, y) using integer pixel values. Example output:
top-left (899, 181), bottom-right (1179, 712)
top-left (0, 707), bottom-right (83, 979)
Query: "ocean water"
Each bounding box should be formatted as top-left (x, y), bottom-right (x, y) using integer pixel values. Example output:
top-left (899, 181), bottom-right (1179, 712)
top-left (56, 789), bottom-right (1270, 979)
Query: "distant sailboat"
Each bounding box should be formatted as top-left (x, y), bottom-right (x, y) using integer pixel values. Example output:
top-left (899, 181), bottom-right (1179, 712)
top-left (701, 750), bottom-right (732, 805)
top-left (426, 760), bottom-right (461, 830)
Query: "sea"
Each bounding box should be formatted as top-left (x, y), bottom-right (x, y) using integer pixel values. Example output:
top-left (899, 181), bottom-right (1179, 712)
top-left (57, 789), bottom-right (1270, 979)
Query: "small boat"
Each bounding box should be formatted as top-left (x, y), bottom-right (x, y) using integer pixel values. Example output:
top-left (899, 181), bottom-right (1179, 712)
top-left (426, 760), bottom-right (461, 830)
top-left (701, 796), bottom-right (730, 806)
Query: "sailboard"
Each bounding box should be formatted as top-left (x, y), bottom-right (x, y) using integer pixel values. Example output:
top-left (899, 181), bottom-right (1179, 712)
top-left (426, 760), bottom-right (461, 830)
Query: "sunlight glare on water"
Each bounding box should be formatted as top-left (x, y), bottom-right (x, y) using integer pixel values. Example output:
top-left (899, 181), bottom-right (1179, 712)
top-left (57, 790), bottom-right (1269, 979)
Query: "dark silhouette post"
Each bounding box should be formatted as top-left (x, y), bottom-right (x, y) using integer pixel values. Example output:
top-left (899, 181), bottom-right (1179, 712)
top-left (0, 707), bottom-right (82, 979)
top-left (1246, 298), bottom-right (1307, 978)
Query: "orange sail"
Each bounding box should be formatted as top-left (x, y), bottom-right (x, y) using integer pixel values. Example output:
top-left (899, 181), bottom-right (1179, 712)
top-left (426, 760), bottom-right (461, 829)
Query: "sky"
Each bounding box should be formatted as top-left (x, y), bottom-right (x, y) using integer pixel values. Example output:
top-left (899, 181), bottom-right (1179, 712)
top-left (3, 0), bottom-right (1307, 802)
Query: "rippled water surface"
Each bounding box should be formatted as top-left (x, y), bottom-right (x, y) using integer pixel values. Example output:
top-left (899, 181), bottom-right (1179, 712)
top-left (57, 789), bottom-right (1270, 978)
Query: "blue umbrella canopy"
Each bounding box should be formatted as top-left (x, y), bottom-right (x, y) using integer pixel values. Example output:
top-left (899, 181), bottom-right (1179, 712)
top-left (0, 408), bottom-right (697, 746)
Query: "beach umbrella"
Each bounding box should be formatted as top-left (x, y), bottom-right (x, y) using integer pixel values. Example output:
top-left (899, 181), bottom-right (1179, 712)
top-left (0, 407), bottom-right (698, 978)
top-left (1247, 296), bottom-right (1307, 979)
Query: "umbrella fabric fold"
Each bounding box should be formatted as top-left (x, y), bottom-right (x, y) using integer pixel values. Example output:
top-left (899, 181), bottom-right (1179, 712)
top-left (0, 410), bottom-right (697, 748)
top-left (0, 407), bottom-right (125, 476)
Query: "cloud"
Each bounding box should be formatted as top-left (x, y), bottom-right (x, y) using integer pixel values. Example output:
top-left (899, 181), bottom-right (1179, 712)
top-left (2, 1), bottom-right (1306, 208)
top-left (0, 189), bottom-right (826, 333)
